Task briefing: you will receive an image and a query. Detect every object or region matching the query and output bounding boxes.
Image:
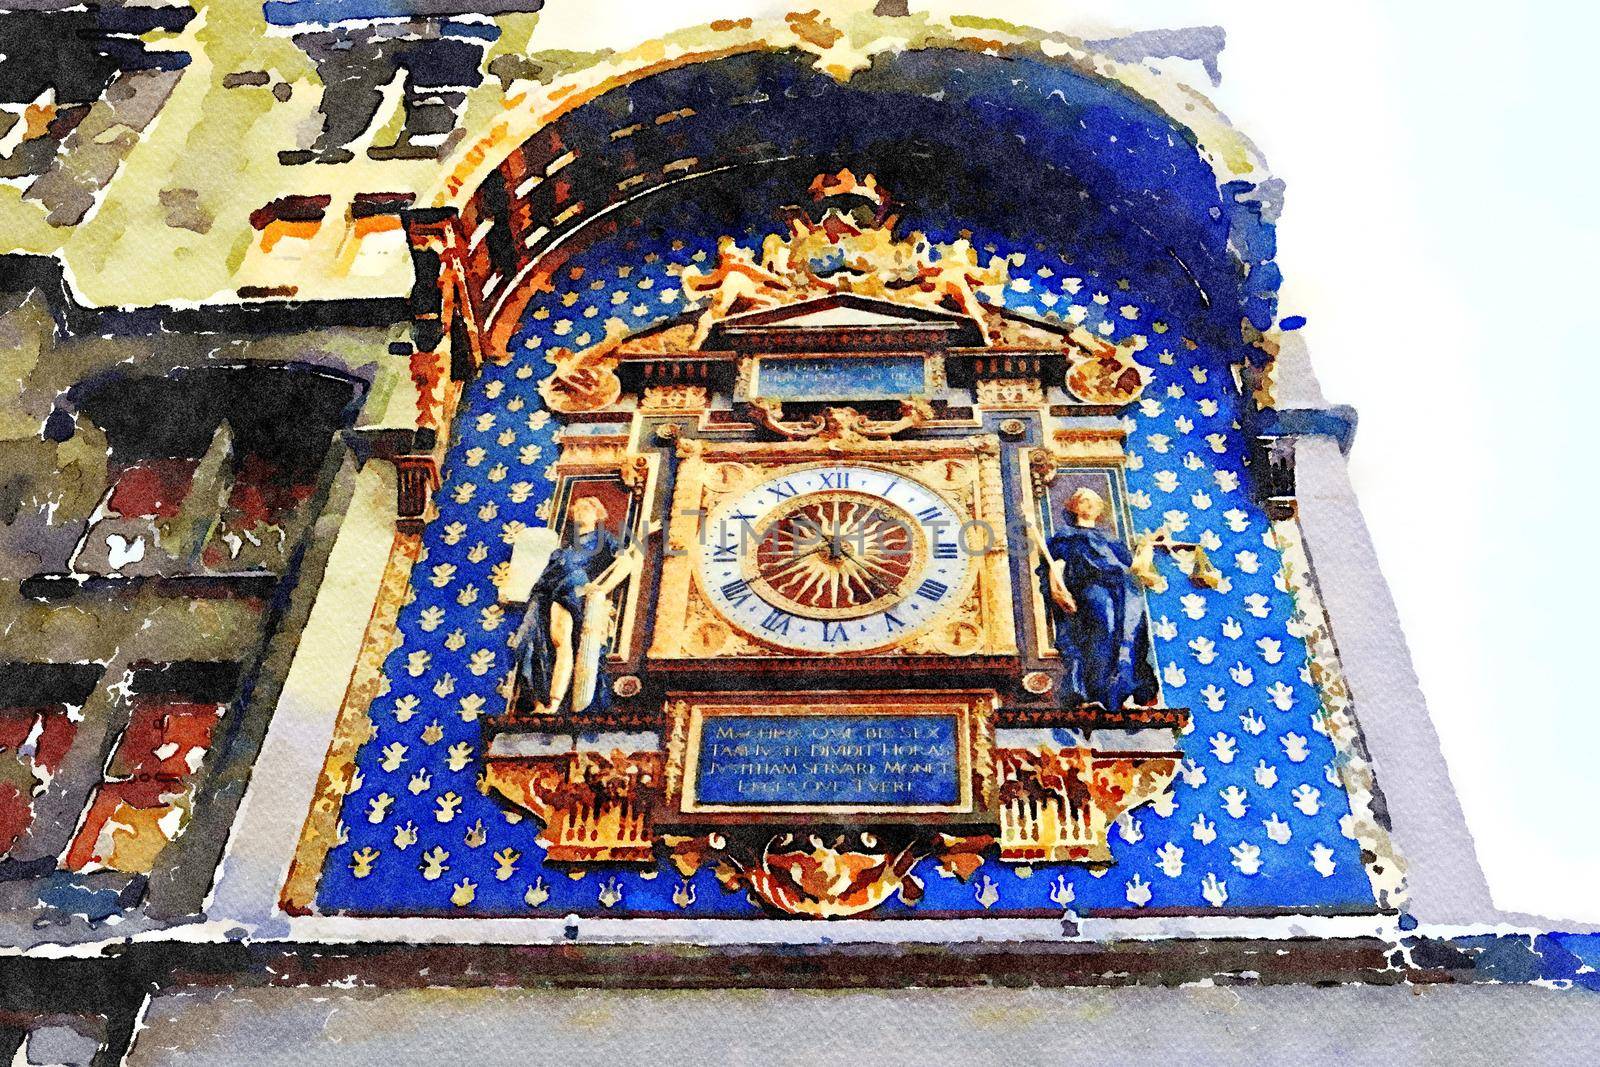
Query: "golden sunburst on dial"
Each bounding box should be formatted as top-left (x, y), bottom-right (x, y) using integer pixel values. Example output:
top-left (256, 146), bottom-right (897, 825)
top-left (747, 491), bottom-right (926, 620)
top-left (698, 463), bottom-right (973, 654)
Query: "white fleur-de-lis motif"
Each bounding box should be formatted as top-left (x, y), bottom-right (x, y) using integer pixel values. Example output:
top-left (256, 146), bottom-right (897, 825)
top-left (1239, 709), bottom-right (1266, 736)
top-left (1218, 785), bottom-right (1249, 818)
top-left (435, 791), bottom-right (464, 822)
top-left (1116, 812), bottom-right (1143, 843)
top-left (1163, 662), bottom-right (1187, 688)
top-left (1150, 791), bottom-right (1178, 818)
top-left (1281, 732), bottom-right (1310, 763)
top-left (1257, 637), bottom-right (1284, 664)
top-left (1201, 872), bottom-right (1229, 907)
top-left (1201, 684), bottom-right (1226, 712)
top-left (1230, 841), bottom-right (1263, 875)
top-left (1179, 594), bottom-right (1207, 621)
top-left (1189, 636), bottom-right (1217, 664)
top-left (1310, 843), bottom-right (1337, 877)
top-left (1221, 616), bottom-right (1244, 640)
top-left (974, 875), bottom-right (1000, 909)
top-left (1179, 760), bottom-right (1207, 788)
top-left (1153, 616), bottom-right (1179, 641)
top-left (1049, 875), bottom-right (1075, 907)
top-left (1263, 813), bottom-right (1293, 844)
top-left (1155, 842), bottom-right (1184, 878)
top-left (1244, 593), bottom-right (1271, 619)
top-left (525, 877), bottom-right (550, 907)
top-left (1254, 759), bottom-right (1279, 789)
top-left (366, 793), bottom-right (393, 824)
top-left (1191, 813), bottom-right (1217, 844)
top-left (598, 876), bottom-right (624, 908)
top-left (1292, 785), bottom-right (1322, 816)
top-left (1208, 732), bottom-right (1236, 764)
top-left (1266, 681), bottom-right (1296, 711)
top-left (458, 693), bottom-right (486, 722)
top-left (1229, 662), bottom-right (1254, 686)
top-left (1124, 873), bottom-right (1152, 907)
top-left (419, 846), bottom-right (449, 881)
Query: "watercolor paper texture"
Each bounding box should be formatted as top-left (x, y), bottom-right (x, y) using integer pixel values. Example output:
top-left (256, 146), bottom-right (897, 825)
top-left (0, 1), bottom-right (1593, 1063)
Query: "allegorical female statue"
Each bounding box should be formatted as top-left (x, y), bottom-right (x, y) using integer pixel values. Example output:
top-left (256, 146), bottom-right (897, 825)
top-left (511, 496), bottom-right (642, 716)
top-left (1026, 487), bottom-right (1160, 712)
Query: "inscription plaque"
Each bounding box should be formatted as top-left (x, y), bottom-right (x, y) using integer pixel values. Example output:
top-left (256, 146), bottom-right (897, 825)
top-left (694, 713), bottom-right (961, 807)
top-left (666, 692), bottom-right (996, 821)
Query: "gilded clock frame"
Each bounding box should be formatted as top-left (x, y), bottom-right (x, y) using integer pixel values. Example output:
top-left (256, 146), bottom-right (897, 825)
top-left (649, 434), bottom-right (1019, 661)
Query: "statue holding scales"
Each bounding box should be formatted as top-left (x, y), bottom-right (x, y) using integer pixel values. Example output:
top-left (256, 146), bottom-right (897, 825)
top-left (1026, 487), bottom-right (1161, 713)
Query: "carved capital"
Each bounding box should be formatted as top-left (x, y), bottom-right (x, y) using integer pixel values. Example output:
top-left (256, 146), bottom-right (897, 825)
top-left (975, 377), bottom-right (1043, 410)
top-left (640, 384), bottom-right (710, 412)
top-left (393, 455), bottom-right (439, 534)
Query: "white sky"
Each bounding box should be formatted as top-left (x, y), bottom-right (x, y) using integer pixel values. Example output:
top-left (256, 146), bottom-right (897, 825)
top-left (1022, 0), bottom-right (1600, 924)
top-left (557, 0), bottom-right (1600, 924)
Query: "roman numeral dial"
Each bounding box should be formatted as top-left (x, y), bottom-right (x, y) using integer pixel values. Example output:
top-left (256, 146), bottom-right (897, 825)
top-left (697, 463), bottom-right (974, 654)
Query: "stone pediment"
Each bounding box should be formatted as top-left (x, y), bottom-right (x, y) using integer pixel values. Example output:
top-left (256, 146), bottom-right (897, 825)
top-left (613, 294), bottom-right (1081, 358)
top-left (707, 293), bottom-right (983, 350)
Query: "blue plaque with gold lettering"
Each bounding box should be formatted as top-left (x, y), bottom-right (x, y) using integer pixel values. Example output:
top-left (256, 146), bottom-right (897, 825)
top-left (666, 692), bottom-right (993, 822)
top-left (693, 712), bottom-right (961, 807)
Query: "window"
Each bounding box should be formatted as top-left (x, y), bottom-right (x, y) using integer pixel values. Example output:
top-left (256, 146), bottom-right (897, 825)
top-left (0, 664), bottom-right (99, 861)
top-left (62, 663), bottom-right (235, 876)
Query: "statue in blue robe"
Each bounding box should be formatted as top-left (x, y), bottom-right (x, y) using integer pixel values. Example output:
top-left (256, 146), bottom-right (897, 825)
top-left (512, 497), bottom-right (637, 716)
top-left (1027, 488), bottom-right (1160, 712)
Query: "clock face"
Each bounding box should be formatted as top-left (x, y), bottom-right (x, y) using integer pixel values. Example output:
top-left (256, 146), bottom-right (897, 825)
top-left (698, 463), bottom-right (974, 653)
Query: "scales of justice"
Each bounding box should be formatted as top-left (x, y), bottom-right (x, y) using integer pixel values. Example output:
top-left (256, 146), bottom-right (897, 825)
top-left (480, 171), bottom-right (1206, 918)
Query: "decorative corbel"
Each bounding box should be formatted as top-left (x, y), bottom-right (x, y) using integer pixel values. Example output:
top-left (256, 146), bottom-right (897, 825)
top-left (995, 745), bottom-right (1179, 864)
top-left (483, 749), bottom-right (663, 864)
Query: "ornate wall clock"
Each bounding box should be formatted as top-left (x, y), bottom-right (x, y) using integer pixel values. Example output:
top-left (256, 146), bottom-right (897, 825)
top-left (471, 173), bottom-right (1193, 919)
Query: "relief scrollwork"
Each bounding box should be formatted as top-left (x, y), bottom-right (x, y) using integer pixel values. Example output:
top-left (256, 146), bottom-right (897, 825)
top-left (1063, 335), bottom-right (1152, 406)
top-left (664, 829), bottom-right (995, 918)
top-left (749, 398), bottom-right (935, 443)
top-left (536, 319), bottom-right (629, 414)
top-left (975, 377), bottom-right (1044, 410)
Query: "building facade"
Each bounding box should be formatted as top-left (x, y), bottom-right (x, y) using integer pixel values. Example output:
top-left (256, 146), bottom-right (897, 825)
top-left (0, 2), bottom-right (1586, 1064)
